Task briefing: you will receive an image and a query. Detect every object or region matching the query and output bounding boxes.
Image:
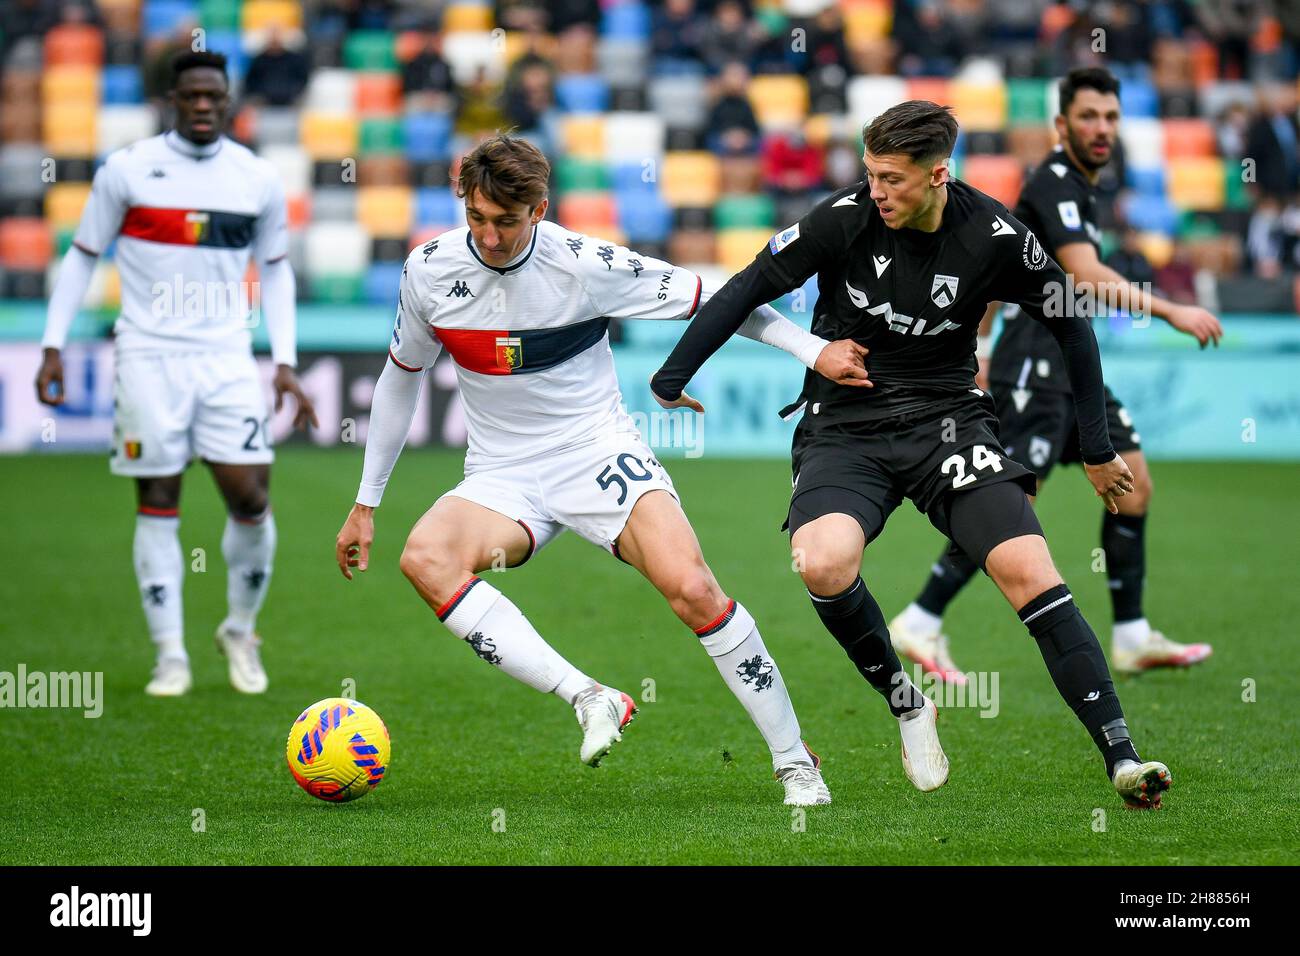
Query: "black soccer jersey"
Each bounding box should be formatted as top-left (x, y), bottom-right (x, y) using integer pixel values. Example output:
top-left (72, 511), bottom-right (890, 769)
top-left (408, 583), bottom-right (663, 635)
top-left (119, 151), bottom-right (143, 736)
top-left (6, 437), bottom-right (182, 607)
top-left (652, 176), bottom-right (1116, 465)
top-left (989, 148), bottom-right (1102, 393)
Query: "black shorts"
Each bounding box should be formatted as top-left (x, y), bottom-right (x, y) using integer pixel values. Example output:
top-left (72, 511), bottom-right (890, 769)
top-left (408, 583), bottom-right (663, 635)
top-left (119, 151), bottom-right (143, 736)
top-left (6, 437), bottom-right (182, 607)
top-left (786, 390), bottom-right (1037, 543)
top-left (992, 383), bottom-right (1142, 482)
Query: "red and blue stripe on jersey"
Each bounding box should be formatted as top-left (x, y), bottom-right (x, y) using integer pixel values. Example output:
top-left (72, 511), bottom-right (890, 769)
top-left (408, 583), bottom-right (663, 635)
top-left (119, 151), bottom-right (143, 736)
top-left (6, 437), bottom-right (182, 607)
top-left (429, 315), bottom-right (611, 376)
top-left (119, 206), bottom-right (258, 249)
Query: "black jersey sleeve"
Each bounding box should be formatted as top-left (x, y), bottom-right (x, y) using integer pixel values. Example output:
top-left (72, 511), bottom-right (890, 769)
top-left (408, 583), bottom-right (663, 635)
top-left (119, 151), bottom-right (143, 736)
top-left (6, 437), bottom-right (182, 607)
top-left (995, 226), bottom-right (1115, 465)
top-left (1019, 168), bottom-right (1092, 254)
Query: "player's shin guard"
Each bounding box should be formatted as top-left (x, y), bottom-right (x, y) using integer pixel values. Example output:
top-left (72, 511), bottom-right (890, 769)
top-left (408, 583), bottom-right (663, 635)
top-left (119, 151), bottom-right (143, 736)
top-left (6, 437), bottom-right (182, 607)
top-left (1020, 584), bottom-right (1141, 777)
top-left (1101, 511), bottom-right (1147, 628)
top-left (695, 600), bottom-right (808, 770)
top-left (915, 543), bottom-right (980, 618)
top-left (220, 509), bottom-right (276, 636)
top-left (134, 510), bottom-right (185, 661)
top-left (811, 577), bottom-right (926, 716)
top-left (437, 576), bottom-right (593, 702)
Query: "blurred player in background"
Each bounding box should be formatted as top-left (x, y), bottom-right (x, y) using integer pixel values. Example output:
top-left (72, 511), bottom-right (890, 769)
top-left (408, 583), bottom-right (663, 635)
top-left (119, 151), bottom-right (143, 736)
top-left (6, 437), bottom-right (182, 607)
top-left (335, 134), bottom-right (869, 805)
top-left (653, 101), bottom-right (1173, 809)
top-left (891, 68), bottom-right (1222, 683)
top-left (35, 51), bottom-right (317, 697)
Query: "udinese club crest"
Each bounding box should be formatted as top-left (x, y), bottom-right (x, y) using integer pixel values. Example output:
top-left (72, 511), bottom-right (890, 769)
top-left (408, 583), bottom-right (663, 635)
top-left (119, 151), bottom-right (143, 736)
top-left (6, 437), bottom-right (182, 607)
top-left (931, 274), bottom-right (959, 308)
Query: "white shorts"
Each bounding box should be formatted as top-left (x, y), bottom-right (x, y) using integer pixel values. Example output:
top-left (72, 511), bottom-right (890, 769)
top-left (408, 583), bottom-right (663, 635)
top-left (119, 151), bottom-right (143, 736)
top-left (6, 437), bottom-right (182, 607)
top-left (440, 431), bottom-right (677, 561)
top-left (110, 351), bottom-right (273, 477)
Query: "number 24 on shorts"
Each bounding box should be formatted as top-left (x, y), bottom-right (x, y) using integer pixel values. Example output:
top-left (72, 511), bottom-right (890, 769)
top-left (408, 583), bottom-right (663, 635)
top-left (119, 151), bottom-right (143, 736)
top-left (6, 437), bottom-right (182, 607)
top-left (595, 453), bottom-right (658, 505)
top-left (941, 444), bottom-right (1003, 489)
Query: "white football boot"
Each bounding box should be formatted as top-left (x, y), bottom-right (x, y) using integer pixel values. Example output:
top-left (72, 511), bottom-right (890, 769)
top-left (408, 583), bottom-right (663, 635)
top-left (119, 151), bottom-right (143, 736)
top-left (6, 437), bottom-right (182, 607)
top-left (889, 611), bottom-right (968, 686)
top-left (1112, 759), bottom-right (1172, 809)
top-left (573, 684), bottom-right (637, 766)
top-left (215, 625), bottom-right (269, 694)
top-left (897, 696), bottom-right (949, 792)
top-left (776, 742), bottom-right (832, 806)
top-left (145, 657), bottom-right (192, 697)
top-left (1112, 630), bottom-right (1212, 675)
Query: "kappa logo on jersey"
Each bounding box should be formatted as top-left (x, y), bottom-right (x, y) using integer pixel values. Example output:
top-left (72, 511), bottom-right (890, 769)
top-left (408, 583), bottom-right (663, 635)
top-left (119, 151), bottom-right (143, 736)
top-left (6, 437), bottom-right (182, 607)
top-left (495, 336), bottom-right (523, 370)
top-left (873, 255), bottom-right (891, 277)
top-left (1022, 232), bottom-right (1047, 270)
top-left (422, 239), bottom-right (438, 262)
top-left (596, 244), bottom-right (615, 270)
top-left (565, 237), bottom-right (584, 258)
top-left (768, 223), bottom-right (800, 254)
top-left (1058, 201), bottom-right (1082, 229)
top-left (991, 216), bottom-right (1017, 237)
top-left (931, 274), bottom-right (959, 308)
top-left (627, 257), bottom-right (644, 278)
top-left (446, 280), bottom-right (475, 298)
top-left (148, 168), bottom-right (166, 178)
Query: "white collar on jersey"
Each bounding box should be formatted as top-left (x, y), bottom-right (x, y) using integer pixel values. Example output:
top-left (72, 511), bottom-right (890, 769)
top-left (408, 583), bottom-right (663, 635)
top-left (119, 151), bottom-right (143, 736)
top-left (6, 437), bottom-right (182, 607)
top-left (465, 224), bottom-right (538, 275)
top-left (163, 129), bottom-right (225, 160)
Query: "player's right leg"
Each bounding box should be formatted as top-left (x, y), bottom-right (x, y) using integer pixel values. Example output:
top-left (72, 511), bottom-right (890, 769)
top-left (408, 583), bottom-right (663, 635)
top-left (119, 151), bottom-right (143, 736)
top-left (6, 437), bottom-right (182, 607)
top-left (398, 492), bottom-right (619, 765)
top-left (789, 488), bottom-right (947, 793)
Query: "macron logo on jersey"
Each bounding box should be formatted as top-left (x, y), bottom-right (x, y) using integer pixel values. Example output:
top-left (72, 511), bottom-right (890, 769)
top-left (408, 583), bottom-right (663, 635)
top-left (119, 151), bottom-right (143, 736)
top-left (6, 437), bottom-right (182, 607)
top-left (769, 224), bottom-right (800, 254)
top-left (991, 216), bottom-right (1017, 237)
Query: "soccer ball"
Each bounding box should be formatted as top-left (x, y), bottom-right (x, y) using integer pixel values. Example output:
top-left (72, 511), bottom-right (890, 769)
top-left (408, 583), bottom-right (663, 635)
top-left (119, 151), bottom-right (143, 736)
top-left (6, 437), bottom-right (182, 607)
top-left (286, 697), bottom-right (390, 802)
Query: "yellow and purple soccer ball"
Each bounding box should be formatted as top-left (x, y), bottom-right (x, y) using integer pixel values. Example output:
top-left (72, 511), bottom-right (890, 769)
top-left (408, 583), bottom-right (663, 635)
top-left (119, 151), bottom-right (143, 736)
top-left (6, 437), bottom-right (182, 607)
top-left (286, 698), bottom-right (390, 802)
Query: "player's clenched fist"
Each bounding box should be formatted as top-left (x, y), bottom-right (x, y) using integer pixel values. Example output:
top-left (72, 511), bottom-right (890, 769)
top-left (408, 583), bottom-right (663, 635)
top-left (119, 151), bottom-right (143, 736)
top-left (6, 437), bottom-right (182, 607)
top-left (815, 339), bottom-right (874, 388)
top-left (35, 348), bottom-right (65, 406)
top-left (1084, 454), bottom-right (1135, 514)
top-left (336, 503), bottom-right (375, 580)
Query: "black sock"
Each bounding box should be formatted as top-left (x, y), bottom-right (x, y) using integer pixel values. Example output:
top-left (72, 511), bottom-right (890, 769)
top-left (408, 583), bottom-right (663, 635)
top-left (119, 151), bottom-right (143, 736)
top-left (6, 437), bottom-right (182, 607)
top-left (1020, 584), bottom-right (1140, 777)
top-left (811, 577), bottom-right (926, 716)
top-left (916, 543), bottom-right (980, 617)
top-left (1101, 512), bottom-right (1146, 624)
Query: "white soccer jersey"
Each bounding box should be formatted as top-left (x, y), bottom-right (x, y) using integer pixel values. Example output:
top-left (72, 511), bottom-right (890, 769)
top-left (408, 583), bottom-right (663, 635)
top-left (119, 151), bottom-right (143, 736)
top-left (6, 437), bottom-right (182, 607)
top-left (389, 220), bottom-right (702, 469)
top-left (72, 130), bottom-right (289, 354)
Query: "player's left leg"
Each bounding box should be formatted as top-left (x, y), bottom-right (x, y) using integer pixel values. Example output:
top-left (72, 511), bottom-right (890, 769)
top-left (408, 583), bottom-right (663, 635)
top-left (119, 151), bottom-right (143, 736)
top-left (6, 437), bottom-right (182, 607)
top-left (615, 489), bottom-right (830, 805)
top-left (943, 481), bottom-right (1170, 808)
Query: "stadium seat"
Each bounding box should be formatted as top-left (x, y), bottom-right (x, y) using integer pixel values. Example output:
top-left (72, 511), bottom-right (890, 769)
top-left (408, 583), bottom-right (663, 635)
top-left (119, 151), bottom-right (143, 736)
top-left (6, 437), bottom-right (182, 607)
top-left (357, 186), bottom-right (414, 238)
top-left (1122, 194), bottom-right (1178, 235)
top-left (305, 221), bottom-right (370, 275)
top-left (556, 74), bottom-right (610, 113)
top-left (415, 188), bottom-right (461, 228)
top-left (358, 156), bottom-right (410, 187)
top-left (254, 107), bottom-right (301, 148)
top-left (597, 39), bottom-right (648, 88)
top-left (905, 78), bottom-right (951, 107)
top-left (443, 3), bottom-right (495, 33)
top-left (717, 228), bottom-right (772, 273)
top-left (343, 31), bottom-right (398, 72)
top-left (101, 65), bottom-right (143, 105)
top-left (443, 31), bottom-right (504, 85)
top-left (403, 114), bottom-right (453, 164)
top-left (1135, 231), bottom-right (1174, 269)
top-left (304, 68), bottom-right (357, 112)
top-left (604, 112), bottom-right (664, 163)
top-left (355, 73), bottom-right (403, 116)
top-left (1126, 166), bottom-right (1167, 198)
top-left (44, 183), bottom-right (93, 231)
top-left (660, 152), bottom-right (721, 207)
top-left (959, 155), bottom-right (1022, 208)
top-left (43, 103), bottom-right (98, 156)
top-left (261, 144), bottom-right (311, 195)
top-left (561, 115), bottom-right (606, 160)
top-left (311, 187), bottom-right (358, 223)
top-left (142, 1), bottom-right (198, 41)
top-left (602, 1), bottom-right (652, 40)
top-left (747, 75), bottom-right (809, 129)
top-left (556, 157), bottom-right (611, 193)
top-left (648, 76), bottom-right (709, 130)
top-left (1119, 118), bottom-right (1165, 169)
top-left (96, 106), bottom-right (154, 155)
top-left (0, 145), bottom-right (47, 202)
top-left (359, 117), bottom-right (404, 154)
top-left (199, 0), bottom-right (241, 31)
top-left (1005, 127), bottom-right (1054, 167)
top-left (1007, 78), bottom-right (1053, 126)
top-left (844, 1), bottom-right (892, 43)
top-left (1162, 119), bottom-right (1217, 160)
top-left (557, 193), bottom-right (618, 232)
top-left (300, 111), bottom-right (359, 159)
top-left (846, 76), bottom-right (907, 127)
top-left (0, 217), bottom-right (52, 270)
top-left (242, 0), bottom-right (303, 34)
top-left (42, 66), bottom-right (99, 107)
top-left (1168, 158), bottom-right (1225, 210)
top-left (1223, 160), bottom-right (1251, 211)
top-left (718, 155), bottom-right (762, 194)
top-left (611, 161), bottom-right (657, 193)
top-left (363, 260), bottom-right (404, 306)
top-left (617, 191), bottom-right (671, 243)
top-left (44, 24), bottom-right (104, 68)
top-left (715, 194), bottom-right (776, 230)
top-left (952, 81), bottom-right (1008, 133)
top-left (1119, 78), bottom-right (1159, 118)
top-left (1198, 80), bottom-right (1253, 121)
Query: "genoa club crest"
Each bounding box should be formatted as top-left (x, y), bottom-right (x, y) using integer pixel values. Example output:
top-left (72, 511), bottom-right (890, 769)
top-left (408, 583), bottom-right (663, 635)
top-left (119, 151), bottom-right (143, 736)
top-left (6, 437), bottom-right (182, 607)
top-left (124, 439), bottom-right (143, 460)
top-left (495, 336), bottom-right (523, 371)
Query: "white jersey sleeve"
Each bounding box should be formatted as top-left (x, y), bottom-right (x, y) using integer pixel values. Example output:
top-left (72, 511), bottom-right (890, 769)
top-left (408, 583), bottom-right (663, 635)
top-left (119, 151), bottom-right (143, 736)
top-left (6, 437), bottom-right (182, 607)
top-left (570, 234), bottom-right (703, 321)
top-left (388, 252), bottom-right (443, 372)
top-left (251, 170), bottom-right (290, 264)
top-left (72, 155), bottom-right (129, 255)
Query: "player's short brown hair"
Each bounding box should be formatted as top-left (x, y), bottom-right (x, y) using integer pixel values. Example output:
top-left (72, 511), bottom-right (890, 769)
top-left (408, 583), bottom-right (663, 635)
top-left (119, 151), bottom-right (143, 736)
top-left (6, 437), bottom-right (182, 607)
top-left (862, 100), bottom-right (959, 166)
top-left (457, 134), bottom-right (550, 209)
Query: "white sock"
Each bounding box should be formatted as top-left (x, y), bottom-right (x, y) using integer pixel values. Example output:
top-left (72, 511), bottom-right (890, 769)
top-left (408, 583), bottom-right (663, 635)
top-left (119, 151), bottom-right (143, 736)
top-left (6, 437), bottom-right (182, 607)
top-left (134, 512), bottom-right (186, 662)
top-left (438, 577), bottom-right (593, 701)
top-left (901, 602), bottom-right (943, 636)
top-left (695, 600), bottom-right (808, 770)
top-left (220, 510), bottom-right (276, 636)
top-left (1112, 618), bottom-right (1151, 651)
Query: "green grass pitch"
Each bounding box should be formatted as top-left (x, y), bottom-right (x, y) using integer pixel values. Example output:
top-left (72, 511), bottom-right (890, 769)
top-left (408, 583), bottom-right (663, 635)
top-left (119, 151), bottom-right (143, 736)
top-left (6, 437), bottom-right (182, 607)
top-left (3, 449), bottom-right (1296, 865)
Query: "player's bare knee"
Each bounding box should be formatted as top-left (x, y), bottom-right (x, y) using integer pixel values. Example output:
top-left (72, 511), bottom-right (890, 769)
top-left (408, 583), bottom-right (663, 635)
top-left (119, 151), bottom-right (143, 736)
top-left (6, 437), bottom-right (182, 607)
top-left (668, 568), bottom-right (725, 624)
top-left (799, 551), bottom-right (859, 597)
top-left (229, 488), bottom-right (269, 517)
top-left (399, 534), bottom-right (466, 596)
top-left (136, 476), bottom-right (181, 511)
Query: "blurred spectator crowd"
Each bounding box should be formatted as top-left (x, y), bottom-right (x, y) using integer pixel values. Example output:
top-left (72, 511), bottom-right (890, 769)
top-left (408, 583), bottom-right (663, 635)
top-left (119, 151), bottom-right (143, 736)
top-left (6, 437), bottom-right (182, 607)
top-left (1, 0), bottom-right (1299, 313)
